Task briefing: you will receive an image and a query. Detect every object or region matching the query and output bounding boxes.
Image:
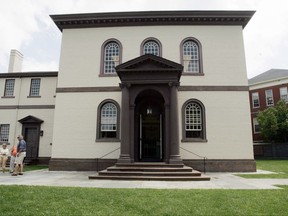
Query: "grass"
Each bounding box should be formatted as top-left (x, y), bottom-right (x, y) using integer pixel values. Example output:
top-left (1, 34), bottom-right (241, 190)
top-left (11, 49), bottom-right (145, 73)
top-left (23, 165), bottom-right (48, 172)
top-left (0, 186), bottom-right (288, 216)
top-left (237, 160), bottom-right (288, 179)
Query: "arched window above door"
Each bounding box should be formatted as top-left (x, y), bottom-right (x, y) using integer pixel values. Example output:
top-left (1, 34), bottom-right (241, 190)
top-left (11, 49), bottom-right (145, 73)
top-left (141, 38), bottom-right (162, 56)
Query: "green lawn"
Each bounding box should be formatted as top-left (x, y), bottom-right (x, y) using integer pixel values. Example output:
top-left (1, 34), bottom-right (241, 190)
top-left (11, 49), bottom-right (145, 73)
top-left (237, 160), bottom-right (288, 179)
top-left (1, 160), bottom-right (287, 215)
top-left (0, 185), bottom-right (288, 216)
top-left (24, 165), bottom-right (48, 172)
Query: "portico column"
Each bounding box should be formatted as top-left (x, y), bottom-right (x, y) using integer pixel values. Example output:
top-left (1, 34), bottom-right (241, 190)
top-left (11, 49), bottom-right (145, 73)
top-left (169, 82), bottom-right (183, 164)
top-left (118, 83), bottom-right (132, 163)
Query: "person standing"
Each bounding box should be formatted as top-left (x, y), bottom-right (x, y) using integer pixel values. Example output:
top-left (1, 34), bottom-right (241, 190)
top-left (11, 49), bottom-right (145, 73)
top-left (12, 135), bottom-right (26, 176)
top-left (9, 145), bottom-right (17, 173)
top-left (0, 143), bottom-right (9, 173)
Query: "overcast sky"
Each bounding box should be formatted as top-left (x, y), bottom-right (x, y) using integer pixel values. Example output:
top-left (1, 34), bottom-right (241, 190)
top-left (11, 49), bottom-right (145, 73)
top-left (0, 0), bottom-right (287, 78)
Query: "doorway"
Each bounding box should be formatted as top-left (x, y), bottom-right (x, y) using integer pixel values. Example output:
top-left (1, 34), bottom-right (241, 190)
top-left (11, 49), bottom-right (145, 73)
top-left (135, 89), bottom-right (164, 162)
top-left (23, 126), bottom-right (40, 159)
top-left (18, 115), bottom-right (43, 163)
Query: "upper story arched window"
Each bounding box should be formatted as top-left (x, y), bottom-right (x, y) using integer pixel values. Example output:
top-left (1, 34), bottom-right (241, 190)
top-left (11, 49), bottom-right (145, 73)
top-left (141, 38), bottom-right (162, 56)
top-left (180, 38), bottom-right (203, 75)
top-left (100, 39), bottom-right (122, 76)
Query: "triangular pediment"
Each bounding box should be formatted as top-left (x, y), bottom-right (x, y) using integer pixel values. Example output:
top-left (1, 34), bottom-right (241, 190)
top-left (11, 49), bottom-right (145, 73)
top-left (18, 115), bottom-right (44, 124)
top-left (116, 54), bottom-right (183, 83)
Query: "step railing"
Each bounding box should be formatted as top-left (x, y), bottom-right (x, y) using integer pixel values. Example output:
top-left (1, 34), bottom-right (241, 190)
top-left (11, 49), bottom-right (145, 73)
top-left (180, 146), bottom-right (207, 173)
top-left (96, 147), bottom-right (120, 171)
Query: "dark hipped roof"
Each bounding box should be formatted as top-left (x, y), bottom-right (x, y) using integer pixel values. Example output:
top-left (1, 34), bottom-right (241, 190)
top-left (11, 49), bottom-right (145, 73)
top-left (248, 69), bottom-right (288, 85)
top-left (50, 10), bottom-right (255, 32)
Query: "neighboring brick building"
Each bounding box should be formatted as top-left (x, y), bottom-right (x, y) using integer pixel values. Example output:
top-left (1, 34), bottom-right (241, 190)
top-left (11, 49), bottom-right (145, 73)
top-left (249, 69), bottom-right (288, 159)
top-left (249, 69), bottom-right (288, 143)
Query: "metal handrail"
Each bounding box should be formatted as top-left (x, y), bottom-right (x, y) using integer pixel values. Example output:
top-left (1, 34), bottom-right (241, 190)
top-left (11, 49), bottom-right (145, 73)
top-left (180, 146), bottom-right (207, 173)
top-left (96, 147), bottom-right (120, 171)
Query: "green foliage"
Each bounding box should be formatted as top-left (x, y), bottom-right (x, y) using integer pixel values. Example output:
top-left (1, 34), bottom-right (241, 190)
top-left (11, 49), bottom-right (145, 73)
top-left (257, 100), bottom-right (288, 142)
top-left (0, 186), bottom-right (288, 216)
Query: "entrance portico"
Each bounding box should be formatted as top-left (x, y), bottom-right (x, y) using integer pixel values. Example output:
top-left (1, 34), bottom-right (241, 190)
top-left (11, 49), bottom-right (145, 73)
top-left (116, 54), bottom-right (183, 164)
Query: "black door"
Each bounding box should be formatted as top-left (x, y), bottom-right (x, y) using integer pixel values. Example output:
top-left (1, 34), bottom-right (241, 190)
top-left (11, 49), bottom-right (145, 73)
top-left (24, 126), bottom-right (40, 159)
top-left (140, 113), bottom-right (162, 161)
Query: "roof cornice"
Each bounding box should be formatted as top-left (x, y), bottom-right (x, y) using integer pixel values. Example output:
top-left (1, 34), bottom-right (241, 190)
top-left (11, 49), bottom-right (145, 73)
top-left (50, 10), bottom-right (255, 32)
top-left (0, 71), bottom-right (58, 78)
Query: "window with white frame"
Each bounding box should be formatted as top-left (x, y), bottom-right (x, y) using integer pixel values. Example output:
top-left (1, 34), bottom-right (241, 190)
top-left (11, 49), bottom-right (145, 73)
top-left (0, 124), bottom-right (10, 142)
top-left (100, 102), bottom-right (117, 138)
top-left (143, 41), bottom-right (160, 56)
top-left (182, 100), bottom-right (206, 141)
top-left (265, 89), bottom-right (274, 106)
top-left (280, 87), bottom-right (288, 102)
top-left (4, 79), bottom-right (15, 97)
top-left (103, 42), bottom-right (120, 74)
top-left (30, 78), bottom-right (41, 96)
top-left (182, 41), bottom-right (200, 73)
top-left (253, 118), bottom-right (260, 134)
top-left (252, 92), bottom-right (260, 108)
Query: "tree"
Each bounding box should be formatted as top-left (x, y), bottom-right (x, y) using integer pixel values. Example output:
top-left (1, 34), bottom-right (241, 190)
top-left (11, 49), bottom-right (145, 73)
top-left (257, 100), bottom-right (288, 142)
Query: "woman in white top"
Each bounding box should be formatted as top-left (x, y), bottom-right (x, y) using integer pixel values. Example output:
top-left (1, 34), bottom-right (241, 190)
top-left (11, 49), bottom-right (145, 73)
top-left (0, 143), bottom-right (9, 172)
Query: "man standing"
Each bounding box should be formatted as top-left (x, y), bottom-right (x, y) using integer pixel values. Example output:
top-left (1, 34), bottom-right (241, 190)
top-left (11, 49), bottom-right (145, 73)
top-left (11, 135), bottom-right (26, 176)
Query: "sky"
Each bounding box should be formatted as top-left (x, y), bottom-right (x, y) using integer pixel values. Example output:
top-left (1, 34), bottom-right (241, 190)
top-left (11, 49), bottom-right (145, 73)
top-left (0, 0), bottom-right (287, 78)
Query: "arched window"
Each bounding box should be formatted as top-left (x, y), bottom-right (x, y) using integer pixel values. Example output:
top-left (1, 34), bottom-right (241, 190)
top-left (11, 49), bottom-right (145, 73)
top-left (97, 100), bottom-right (120, 140)
top-left (182, 99), bottom-right (206, 141)
top-left (101, 39), bottom-right (122, 75)
top-left (180, 38), bottom-right (203, 74)
top-left (143, 41), bottom-right (160, 56)
top-left (141, 38), bottom-right (162, 56)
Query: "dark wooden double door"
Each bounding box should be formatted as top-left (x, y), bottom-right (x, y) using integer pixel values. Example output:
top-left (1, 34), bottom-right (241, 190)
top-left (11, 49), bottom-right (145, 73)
top-left (22, 124), bottom-right (40, 160)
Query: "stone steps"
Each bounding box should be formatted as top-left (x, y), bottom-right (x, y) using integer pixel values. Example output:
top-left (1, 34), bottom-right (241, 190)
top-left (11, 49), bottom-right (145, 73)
top-left (89, 162), bottom-right (210, 181)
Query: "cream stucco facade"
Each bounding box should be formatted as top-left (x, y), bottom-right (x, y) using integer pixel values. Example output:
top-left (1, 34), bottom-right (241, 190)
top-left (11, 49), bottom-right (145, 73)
top-left (0, 11), bottom-right (256, 171)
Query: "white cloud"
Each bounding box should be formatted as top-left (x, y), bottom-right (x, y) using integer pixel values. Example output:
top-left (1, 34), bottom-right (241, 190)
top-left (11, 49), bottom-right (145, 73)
top-left (1, 0), bottom-right (288, 78)
top-left (22, 57), bottom-right (58, 72)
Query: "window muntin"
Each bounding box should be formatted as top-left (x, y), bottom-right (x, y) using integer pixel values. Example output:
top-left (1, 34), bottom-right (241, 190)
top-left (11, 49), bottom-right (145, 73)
top-left (30, 78), bottom-right (41, 96)
top-left (183, 41), bottom-right (200, 73)
top-left (0, 124), bottom-right (10, 142)
top-left (4, 79), bottom-right (15, 97)
top-left (265, 89), bottom-right (274, 106)
top-left (280, 87), bottom-right (288, 102)
top-left (252, 92), bottom-right (260, 108)
top-left (143, 41), bottom-right (160, 56)
top-left (100, 102), bottom-right (117, 138)
top-left (183, 100), bottom-right (206, 141)
top-left (104, 42), bottom-right (120, 74)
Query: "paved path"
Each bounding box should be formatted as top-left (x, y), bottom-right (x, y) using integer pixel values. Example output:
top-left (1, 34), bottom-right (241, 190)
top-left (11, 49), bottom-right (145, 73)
top-left (0, 169), bottom-right (288, 189)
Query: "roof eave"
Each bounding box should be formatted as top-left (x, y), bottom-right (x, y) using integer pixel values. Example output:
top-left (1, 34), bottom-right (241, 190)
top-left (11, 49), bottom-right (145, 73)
top-left (50, 10), bottom-right (255, 32)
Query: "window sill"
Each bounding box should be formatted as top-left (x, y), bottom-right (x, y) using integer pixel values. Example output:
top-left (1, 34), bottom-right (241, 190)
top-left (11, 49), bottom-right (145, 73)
top-left (181, 138), bottom-right (208, 143)
top-left (27, 96), bottom-right (41, 98)
top-left (182, 73), bottom-right (204, 76)
top-left (1, 96), bottom-right (15, 98)
top-left (99, 74), bottom-right (118, 77)
top-left (96, 138), bottom-right (120, 142)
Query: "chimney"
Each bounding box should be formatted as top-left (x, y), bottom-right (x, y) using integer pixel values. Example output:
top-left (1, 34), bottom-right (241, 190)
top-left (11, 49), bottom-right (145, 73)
top-left (8, 49), bottom-right (23, 73)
